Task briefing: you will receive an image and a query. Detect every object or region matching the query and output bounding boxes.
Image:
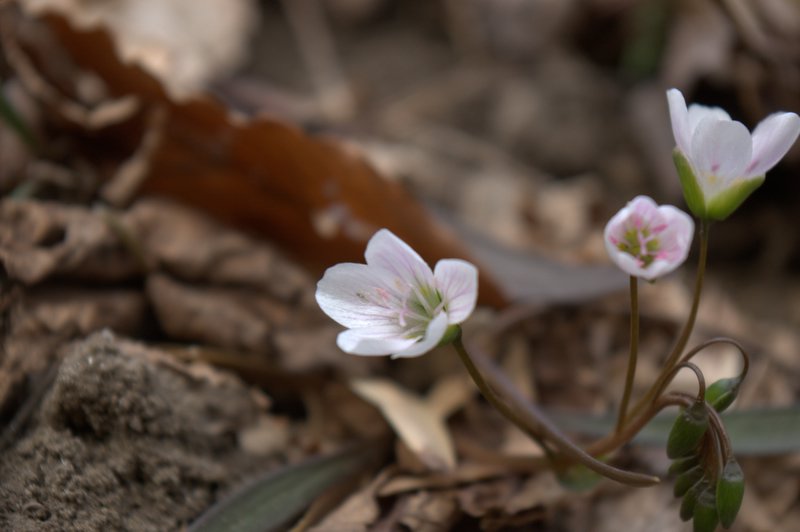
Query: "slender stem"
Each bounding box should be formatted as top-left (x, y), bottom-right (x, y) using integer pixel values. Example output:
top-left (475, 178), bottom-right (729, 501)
top-left (451, 336), bottom-right (552, 454)
top-left (625, 219), bottom-right (710, 423)
top-left (705, 403), bottom-right (733, 461)
top-left (452, 335), bottom-right (659, 486)
top-left (616, 276), bottom-right (639, 433)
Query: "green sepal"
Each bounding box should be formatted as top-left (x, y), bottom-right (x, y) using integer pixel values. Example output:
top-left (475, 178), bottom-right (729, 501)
top-left (674, 465), bottom-right (705, 498)
top-left (716, 459), bottom-right (745, 529)
top-left (693, 485), bottom-right (720, 532)
top-left (705, 175), bottom-right (764, 221)
top-left (680, 479), bottom-right (706, 522)
top-left (673, 149), bottom-right (706, 218)
top-left (667, 401), bottom-right (709, 459)
top-left (705, 377), bottom-right (742, 413)
top-left (669, 454), bottom-right (700, 475)
top-left (438, 325), bottom-right (461, 347)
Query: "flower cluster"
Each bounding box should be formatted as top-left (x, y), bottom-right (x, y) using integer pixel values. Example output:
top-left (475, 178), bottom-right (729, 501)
top-left (316, 229), bottom-right (478, 358)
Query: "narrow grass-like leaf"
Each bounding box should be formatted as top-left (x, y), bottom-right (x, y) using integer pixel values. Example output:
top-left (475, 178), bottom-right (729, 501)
top-left (549, 406), bottom-right (800, 455)
top-left (188, 441), bottom-right (382, 532)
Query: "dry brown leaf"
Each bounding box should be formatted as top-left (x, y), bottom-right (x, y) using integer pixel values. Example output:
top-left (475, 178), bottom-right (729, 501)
top-left (21, 0), bottom-right (258, 98)
top-left (350, 378), bottom-right (457, 472)
top-left (146, 273), bottom-right (285, 353)
top-left (397, 491), bottom-right (460, 532)
top-left (0, 200), bottom-right (140, 284)
top-left (8, 11), bottom-right (506, 307)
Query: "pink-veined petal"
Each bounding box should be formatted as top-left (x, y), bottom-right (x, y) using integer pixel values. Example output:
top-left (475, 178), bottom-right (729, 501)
top-left (337, 328), bottom-right (417, 356)
top-left (365, 229), bottom-right (435, 291)
top-left (316, 262), bottom-right (403, 329)
top-left (745, 112), bottom-right (800, 178)
top-left (667, 89), bottom-right (691, 154)
top-left (687, 103), bottom-right (731, 136)
top-left (391, 312), bottom-right (449, 359)
top-left (690, 117), bottom-right (752, 189)
top-left (433, 259), bottom-right (478, 325)
top-left (604, 198), bottom-right (694, 281)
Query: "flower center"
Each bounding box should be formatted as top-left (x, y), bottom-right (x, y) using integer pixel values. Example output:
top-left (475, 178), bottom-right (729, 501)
top-left (397, 285), bottom-right (444, 337)
top-left (616, 224), bottom-right (665, 268)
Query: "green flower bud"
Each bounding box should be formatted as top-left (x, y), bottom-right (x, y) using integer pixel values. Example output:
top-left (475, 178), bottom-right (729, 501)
top-left (693, 485), bottom-right (719, 532)
top-left (674, 465), bottom-right (705, 498)
top-left (704, 377), bottom-right (742, 413)
top-left (667, 401), bottom-right (709, 459)
top-left (669, 454), bottom-right (700, 476)
top-left (680, 479), bottom-right (706, 522)
top-left (716, 459), bottom-right (745, 529)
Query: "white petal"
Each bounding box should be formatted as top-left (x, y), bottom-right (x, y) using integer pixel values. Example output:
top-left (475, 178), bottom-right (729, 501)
top-left (434, 259), bottom-right (478, 325)
top-left (746, 112), bottom-right (800, 178)
top-left (365, 229), bottom-right (435, 291)
top-left (610, 252), bottom-right (649, 279)
top-left (316, 262), bottom-right (403, 329)
top-left (337, 328), bottom-right (417, 356)
top-left (687, 103), bottom-right (731, 136)
top-left (667, 89), bottom-right (691, 155)
top-left (690, 117), bottom-right (752, 189)
top-left (391, 313), bottom-right (449, 359)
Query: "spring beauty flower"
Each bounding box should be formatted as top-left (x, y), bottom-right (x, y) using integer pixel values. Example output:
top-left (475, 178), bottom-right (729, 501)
top-left (316, 229), bottom-right (478, 358)
top-left (667, 88), bottom-right (800, 220)
top-left (605, 196), bottom-right (694, 280)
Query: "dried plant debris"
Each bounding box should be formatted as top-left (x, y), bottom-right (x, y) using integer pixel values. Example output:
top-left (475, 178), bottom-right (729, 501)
top-left (20, 0), bottom-right (259, 98)
top-left (0, 331), bottom-right (283, 532)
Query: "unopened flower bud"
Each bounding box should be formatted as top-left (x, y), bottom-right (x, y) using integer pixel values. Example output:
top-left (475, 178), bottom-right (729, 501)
top-left (667, 400), bottom-right (709, 459)
top-left (704, 377), bottom-right (742, 413)
top-left (693, 485), bottom-right (720, 532)
top-left (716, 459), bottom-right (745, 529)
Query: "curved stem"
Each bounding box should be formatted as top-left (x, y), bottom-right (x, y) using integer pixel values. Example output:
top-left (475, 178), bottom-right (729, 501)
top-left (616, 276), bottom-right (639, 433)
top-left (452, 335), bottom-right (659, 486)
top-left (625, 219), bottom-right (710, 423)
top-left (678, 337), bottom-right (750, 382)
top-left (650, 361), bottom-right (706, 406)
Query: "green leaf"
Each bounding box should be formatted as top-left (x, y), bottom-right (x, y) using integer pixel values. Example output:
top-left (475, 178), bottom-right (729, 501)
top-left (716, 459), bottom-right (745, 529)
top-left (667, 401), bottom-right (709, 459)
top-left (548, 406), bottom-right (800, 455)
top-left (188, 442), bottom-right (382, 532)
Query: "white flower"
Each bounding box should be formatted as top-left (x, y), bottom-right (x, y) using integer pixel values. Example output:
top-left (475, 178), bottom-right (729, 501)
top-left (667, 88), bottom-right (800, 220)
top-left (316, 229), bottom-right (478, 358)
top-left (604, 196), bottom-right (694, 280)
